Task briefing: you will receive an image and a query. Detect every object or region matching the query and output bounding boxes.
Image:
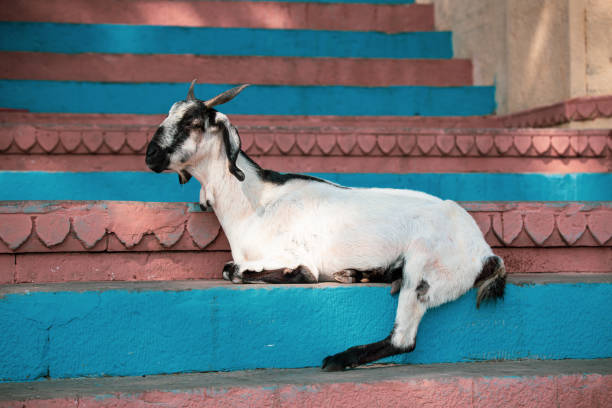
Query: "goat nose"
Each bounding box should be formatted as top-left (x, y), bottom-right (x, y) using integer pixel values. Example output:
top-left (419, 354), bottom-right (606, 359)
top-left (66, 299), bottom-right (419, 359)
top-left (146, 142), bottom-right (160, 159)
top-left (145, 142), bottom-right (169, 172)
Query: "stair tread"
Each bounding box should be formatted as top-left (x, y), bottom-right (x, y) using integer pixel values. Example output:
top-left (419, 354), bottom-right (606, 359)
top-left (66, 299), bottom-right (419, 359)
top-left (2, 274), bottom-right (612, 295)
top-left (1, 359), bottom-right (611, 401)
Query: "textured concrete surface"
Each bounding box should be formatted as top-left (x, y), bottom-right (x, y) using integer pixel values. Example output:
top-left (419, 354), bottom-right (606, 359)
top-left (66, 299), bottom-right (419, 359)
top-left (0, 359), bottom-right (610, 407)
top-left (0, 0), bottom-right (431, 32)
top-left (1, 277), bottom-right (610, 381)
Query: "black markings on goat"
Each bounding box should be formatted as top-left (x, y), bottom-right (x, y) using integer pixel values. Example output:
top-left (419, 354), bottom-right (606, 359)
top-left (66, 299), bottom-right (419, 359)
top-left (416, 279), bottom-right (429, 302)
top-left (474, 255), bottom-right (506, 308)
top-left (240, 151), bottom-right (347, 187)
top-left (321, 327), bottom-right (415, 372)
top-left (241, 265), bottom-right (317, 284)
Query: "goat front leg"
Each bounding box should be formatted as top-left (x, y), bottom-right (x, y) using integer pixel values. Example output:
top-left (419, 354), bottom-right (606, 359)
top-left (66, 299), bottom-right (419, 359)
top-left (223, 262), bottom-right (317, 284)
top-left (242, 265), bottom-right (317, 284)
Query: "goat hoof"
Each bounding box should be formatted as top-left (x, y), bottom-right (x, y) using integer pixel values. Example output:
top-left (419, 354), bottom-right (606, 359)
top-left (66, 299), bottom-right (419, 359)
top-left (321, 353), bottom-right (352, 372)
top-left (333, 269), bottom-right (362, 284)
top-left (223, 261), bottom-right (243, 283)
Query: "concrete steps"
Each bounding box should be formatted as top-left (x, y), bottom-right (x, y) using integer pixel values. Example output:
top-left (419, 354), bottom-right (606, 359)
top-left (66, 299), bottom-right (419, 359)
top-left (0, 0), bottom-right (496, 116)
top-left (1, 275), bottom-right (611, 382)
top-left (1, 359), bottom-right (611, 407)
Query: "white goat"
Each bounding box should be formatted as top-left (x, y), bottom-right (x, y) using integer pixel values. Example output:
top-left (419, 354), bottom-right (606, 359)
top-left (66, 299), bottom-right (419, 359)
top-left (145, 82), bottom-right (506, 371)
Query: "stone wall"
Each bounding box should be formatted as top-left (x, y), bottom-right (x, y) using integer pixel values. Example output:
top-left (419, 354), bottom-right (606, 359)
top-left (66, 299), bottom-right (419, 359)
top-left (418, 0), bottom-right (612, 115)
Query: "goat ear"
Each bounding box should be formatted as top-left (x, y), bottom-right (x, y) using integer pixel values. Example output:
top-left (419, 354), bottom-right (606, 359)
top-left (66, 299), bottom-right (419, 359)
top-left (178, 169), bottom-right (192, 185)
top-left (215, 113), bottom-right (245, 181)
top-left (186, 79), bottom-right (197, 101)
top-left (204, 84), bottom-right (249, 108)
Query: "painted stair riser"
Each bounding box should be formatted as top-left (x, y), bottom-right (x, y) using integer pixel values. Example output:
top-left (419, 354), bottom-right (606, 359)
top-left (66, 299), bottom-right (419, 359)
top-left (5, 154), bottom-right (612, 174)
top-left (0, 52), bottom-right (473, 87)
top-left (0, 112), bottom-right (505, 127)
top-left (1, 248), bottom-right (611, 285)
top-left (1, 172), bottom-right (611, 201)
top-left (1, 361), bottom-right (611, 408)
top-left (0, 23), bottom-right (450, 59)
top-left (0, 279), bottom-right (611, 381)
top-left (0, 0), bottom-right (432, 32)
top-left (0, 81), bottom-right (496, 116)
top-left (1, 124), bottom-right (609, 172)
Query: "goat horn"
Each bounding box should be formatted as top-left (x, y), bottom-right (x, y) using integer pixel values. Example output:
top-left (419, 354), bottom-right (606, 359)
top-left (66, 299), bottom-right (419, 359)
top-left (204, 84), bottom-right (250, 108)
top-left (186, 79), bottom-right (197, 101)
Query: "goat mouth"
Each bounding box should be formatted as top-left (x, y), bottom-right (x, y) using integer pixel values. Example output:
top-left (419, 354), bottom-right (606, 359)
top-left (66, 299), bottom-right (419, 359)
top-left (146, 156), bottom-right (170, 173)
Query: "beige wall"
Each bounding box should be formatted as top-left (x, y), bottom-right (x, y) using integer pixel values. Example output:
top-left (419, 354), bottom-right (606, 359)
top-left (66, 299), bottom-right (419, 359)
top-left (417, 0), bottom-right (612, 115)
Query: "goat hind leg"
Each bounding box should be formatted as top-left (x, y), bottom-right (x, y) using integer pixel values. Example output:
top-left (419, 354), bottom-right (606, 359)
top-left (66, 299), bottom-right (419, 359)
top-left (321, 282), bottom-right (427, 371)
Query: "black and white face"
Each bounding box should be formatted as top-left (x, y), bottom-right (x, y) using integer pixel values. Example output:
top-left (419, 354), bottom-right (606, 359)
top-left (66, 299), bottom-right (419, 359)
top-left (145, 99), bottom-right (212, 175)
top-left (145, 82), bottom-right (249, 182)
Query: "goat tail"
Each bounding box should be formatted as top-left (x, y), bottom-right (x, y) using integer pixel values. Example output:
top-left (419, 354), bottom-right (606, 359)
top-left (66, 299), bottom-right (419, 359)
top-left (474, 255), bottom-right (506, 308)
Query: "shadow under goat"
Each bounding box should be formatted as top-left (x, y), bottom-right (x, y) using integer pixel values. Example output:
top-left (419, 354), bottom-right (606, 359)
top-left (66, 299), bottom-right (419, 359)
top-left (145, 81), bottom-right (507, 371)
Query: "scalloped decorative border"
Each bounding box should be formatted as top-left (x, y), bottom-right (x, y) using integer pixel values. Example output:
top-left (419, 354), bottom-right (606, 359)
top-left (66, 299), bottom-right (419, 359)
top-left (0, 124), bottom-right (609, 158)
top-left (502, 95), bottom-right (612, 128)
top-left (0, 201), bottom-right (609, 254)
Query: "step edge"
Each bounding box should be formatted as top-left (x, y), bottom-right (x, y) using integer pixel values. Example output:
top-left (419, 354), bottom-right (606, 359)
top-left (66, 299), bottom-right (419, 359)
top-left (2, 273), bottom-right (612, 295)
top-left (1, 358), bottom-right (611, 401)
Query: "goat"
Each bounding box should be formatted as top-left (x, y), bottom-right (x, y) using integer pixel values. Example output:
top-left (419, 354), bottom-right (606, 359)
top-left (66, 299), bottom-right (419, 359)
top-left (145, 81), bottom-right (507, 371)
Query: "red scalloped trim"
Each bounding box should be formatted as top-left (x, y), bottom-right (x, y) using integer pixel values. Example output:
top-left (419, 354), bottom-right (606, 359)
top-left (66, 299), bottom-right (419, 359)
top-left (502, 95), bottom-right (612, 128)
top-left (0, 201), bottom-right (609, 253)
top-left (0, 124), bottom-right (609, 158)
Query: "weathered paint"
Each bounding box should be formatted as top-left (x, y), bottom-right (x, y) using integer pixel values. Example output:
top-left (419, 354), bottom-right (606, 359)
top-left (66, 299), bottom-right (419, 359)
top-left (0, 0), bottom-right (431, 32)
top-left (0, 279), bottom-right (610, 382)
top-left (0, 23), bottom-right (449, 58)
top-left (0, 81), bottom-right (495, 116)
top-left (0, 52), bottom-right (473, 86)
top-left (0, 172), bottom-right (610, 202)
top-left (0, 360), bottom-right (610, 407)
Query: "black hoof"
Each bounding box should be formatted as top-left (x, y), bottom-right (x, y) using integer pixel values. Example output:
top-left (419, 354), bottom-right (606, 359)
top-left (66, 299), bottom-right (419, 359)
top-left (222, 262), bottom-right (242, 283)
top-left (321, 353), bottom-right (353, 372)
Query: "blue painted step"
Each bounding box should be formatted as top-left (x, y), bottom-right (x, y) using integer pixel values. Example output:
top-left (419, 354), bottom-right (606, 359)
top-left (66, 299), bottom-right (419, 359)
top-left (0, 81), bottom-right (495, 116)
top-left (0, 23), bottom-right (450, 58)
top-left (1, 172), bottom-right (611, 202)
top-left (1, 277), bottom-right (610, 382)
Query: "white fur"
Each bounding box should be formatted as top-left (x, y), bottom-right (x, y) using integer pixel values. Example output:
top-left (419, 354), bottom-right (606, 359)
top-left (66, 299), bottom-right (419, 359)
top-left (157, 106), bottom-right (495, 350)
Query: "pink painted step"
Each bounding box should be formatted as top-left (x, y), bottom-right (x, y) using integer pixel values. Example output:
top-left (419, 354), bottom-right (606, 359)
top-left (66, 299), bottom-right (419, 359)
top-left (0, 0), bottom-right (434, 32)
top-left (1, 113), bottom-right (610, 173)
top-left (0, 52), bottom-right (473, 86)
top-left (0, 359), bottom-right (610, 407)
top-left (0, 201), bottom-right (610, 284)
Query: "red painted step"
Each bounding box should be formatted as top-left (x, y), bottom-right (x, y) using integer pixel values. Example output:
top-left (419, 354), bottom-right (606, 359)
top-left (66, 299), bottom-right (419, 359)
top-left (0, 359), bottom-right (610, 408)
top-left (0, 201), bottom-right (610, 284)
top-left (0, 0), bottom-right (434, 33)
top-left (0, 52), bottom-right (473, 87)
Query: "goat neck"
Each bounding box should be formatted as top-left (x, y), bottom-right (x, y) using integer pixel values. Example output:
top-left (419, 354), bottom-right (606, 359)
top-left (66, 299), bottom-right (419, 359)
top-left (187, 150), bottom-right (266, 241)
